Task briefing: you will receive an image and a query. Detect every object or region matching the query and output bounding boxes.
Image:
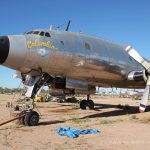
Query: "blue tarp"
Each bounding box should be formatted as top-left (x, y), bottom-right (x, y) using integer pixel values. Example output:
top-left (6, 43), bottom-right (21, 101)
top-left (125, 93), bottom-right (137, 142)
top-left (57, 126), bottom-right (100, 138)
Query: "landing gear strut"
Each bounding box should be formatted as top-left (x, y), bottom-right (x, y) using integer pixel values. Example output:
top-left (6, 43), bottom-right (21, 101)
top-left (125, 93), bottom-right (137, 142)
top-left (80, 94), bottom-right (94, 110)
top-left (12, 73), bottom-right (52, 126)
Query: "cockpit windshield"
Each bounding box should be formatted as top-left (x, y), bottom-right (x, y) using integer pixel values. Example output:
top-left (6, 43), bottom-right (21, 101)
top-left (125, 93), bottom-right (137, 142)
top-left (26, 31), bottom-right (34, 34)
top-left (32, 31), bottom-right (40, 34)
top-left (25, 30), bottom-right (51, 37)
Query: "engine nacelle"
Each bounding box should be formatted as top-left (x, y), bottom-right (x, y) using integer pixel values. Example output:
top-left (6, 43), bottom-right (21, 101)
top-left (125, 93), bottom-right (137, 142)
top-left (127, 71), bottom-right (146, 82)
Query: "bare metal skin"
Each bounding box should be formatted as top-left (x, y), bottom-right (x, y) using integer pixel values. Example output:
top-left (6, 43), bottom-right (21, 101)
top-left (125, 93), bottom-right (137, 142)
top-left (3, 29), bottom-right (144, 89)
top-left (1, 28), bottom-right (149, 125)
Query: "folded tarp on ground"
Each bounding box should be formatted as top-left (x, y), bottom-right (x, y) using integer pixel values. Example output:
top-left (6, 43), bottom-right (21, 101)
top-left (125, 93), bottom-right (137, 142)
top-left (57, 126), bottom-right (100, 138)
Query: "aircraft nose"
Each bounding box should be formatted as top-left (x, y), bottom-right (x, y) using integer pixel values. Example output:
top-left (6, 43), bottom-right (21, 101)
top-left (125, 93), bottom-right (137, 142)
top-left (0, 36), bottom-right (9, 64)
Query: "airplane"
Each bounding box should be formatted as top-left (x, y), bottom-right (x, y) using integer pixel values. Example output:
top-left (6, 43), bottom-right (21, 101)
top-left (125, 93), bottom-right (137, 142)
top-left (0, 24), bottom-right (150, 126)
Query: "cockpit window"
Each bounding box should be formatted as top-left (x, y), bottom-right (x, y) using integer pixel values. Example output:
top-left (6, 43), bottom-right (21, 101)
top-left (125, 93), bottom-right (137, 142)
top-left (25, 30), bottom-right (51, 38)
top-left (40, 31), bottom-right (44, 36)
top-left (45, 32), bottom-right (51, 37)
top-left (33, 31), bottom-right (40, 35)
top-left (26, 31), bottom-right (33, 34)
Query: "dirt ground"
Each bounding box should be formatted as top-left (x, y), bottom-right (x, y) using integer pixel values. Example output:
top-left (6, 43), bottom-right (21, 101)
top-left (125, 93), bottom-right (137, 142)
top-left (1, 94), bottom-right (150, 150)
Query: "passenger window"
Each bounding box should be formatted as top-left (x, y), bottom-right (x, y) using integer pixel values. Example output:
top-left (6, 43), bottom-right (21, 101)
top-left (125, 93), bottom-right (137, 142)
top-left (26, 31), bottom-right (32, 34)
top-left (85, 42), bottom-right (91, 50)
top-left (45, 32), bottom-right (51, 37)
top-left (60, 41), bottom-right (64, 45)
top-left (40, 32), bottom-right (44, 36)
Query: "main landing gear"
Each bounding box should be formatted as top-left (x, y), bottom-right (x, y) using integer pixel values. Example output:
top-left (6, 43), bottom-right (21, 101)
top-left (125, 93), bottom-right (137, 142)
top-left (80, 95), bottom-right (94, 110)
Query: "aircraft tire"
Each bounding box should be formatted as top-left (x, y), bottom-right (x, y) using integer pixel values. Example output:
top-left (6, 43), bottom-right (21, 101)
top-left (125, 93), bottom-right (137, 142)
top-left (85, 100), bottom-right (94, 110)
top-left (18, 115), bottom-right (25, 125)
top-left (80, 100), bottom-right (87, 109)
top-left (24, 111), bottom-right (39, 126)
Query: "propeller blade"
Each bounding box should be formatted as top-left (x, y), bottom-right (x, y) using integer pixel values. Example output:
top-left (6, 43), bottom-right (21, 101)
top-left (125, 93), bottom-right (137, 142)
top-left (125, 45), bottom-right (150, 112)
top-left (139, 77), bottom-right (150, 112)
top-left (125, 45), bottom-right (150, 70)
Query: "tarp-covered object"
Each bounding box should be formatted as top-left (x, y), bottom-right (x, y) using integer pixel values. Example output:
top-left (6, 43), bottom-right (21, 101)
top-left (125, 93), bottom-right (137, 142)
top-left (57, 126), bottom-right (100, 138)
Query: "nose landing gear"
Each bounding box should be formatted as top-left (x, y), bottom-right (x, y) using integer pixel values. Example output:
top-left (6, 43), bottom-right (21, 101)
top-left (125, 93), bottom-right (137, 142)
top-left (12, 98), bottom-right (40, 126)
top-left (24, 111), bottom-right (39, 126)
top-left (12, 73), bottom-right (51, 126)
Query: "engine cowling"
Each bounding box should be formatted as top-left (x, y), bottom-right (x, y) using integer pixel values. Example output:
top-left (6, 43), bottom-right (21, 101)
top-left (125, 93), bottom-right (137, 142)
top-left (127, 70), bottom-right (147, 82)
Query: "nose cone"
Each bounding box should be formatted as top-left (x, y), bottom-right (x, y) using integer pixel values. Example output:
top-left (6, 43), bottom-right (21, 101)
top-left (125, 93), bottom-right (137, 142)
top-left (0, 36), bottom-right (9, 64)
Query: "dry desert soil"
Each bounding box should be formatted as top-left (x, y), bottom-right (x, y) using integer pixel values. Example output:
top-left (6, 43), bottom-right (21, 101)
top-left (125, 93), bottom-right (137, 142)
top-left (1, 94), bottom-right (150, 150)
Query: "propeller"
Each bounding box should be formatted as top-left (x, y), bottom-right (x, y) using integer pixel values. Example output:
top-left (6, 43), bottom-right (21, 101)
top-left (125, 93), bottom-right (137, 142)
top-left (125, 45), bottom-right (150, 112)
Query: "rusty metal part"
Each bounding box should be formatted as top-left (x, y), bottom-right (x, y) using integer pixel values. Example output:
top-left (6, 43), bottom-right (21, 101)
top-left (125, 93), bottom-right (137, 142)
top-left (0, 114), bottom-right (25, 126)
top-left (12, 97), bottom-right (34, 113)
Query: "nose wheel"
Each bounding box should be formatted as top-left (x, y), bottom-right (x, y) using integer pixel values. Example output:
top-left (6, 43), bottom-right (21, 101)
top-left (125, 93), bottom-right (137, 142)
top-left (80, 95), bottom-right (94, 110)
top-left (24, 111), bottom-right (39, 126)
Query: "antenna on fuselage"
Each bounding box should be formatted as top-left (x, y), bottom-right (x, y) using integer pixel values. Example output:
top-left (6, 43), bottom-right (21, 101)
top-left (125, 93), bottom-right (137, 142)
top-left (65, 20), bottom-right (71, 31)
top-left (50, 25), bottom-right (53, 30)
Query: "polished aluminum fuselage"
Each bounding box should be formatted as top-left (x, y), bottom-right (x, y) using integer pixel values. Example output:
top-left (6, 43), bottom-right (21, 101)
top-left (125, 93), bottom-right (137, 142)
top-left (3, 30), bottom-right (145, 89)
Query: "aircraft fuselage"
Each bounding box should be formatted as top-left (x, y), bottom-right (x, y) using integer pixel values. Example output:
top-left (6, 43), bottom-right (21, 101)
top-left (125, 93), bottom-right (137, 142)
top-left (1, 29), bottom-right (145, 89)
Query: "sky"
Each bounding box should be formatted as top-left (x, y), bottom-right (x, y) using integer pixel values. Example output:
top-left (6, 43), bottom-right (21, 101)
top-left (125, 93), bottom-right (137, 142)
top-left (0, 0), bottom-right (150, 88)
